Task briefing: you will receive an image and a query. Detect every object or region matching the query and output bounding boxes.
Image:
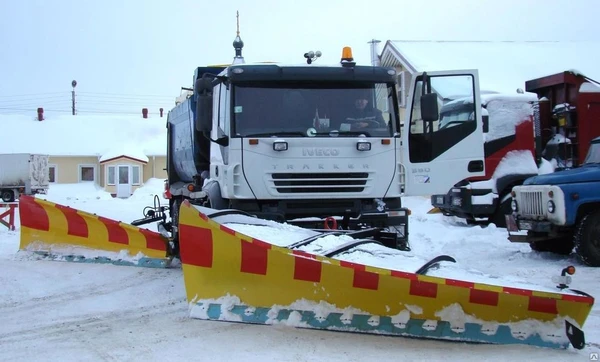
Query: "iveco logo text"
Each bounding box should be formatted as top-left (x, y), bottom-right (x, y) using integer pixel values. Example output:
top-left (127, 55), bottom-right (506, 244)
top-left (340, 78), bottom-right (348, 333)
top-left (302, 148), bottom-right (340, 157)
top-left (272, 164), bottom-right (369, 170)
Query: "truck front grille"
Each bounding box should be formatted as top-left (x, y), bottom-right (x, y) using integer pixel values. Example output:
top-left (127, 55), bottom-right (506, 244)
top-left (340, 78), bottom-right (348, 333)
top-left (519, 191), bottom-right (545, 217)
top-left (271, 172), bottom-right (369, 193)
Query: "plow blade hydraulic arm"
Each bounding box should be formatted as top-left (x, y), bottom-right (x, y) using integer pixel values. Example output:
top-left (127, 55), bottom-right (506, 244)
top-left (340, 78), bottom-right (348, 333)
top-left (178, 200), bottom-right (594, 349)
top-left (18, 196), bottom-right (171, 268)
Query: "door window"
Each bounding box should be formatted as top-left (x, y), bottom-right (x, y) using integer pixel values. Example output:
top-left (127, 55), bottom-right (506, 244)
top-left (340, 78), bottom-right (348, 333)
top-left (107, 166), bottom-right (116, 185)
top-left (118, 166), bottom-right (129, 184)
top-left (409, 74), bottom-right (477, 163)
top-left (132, 165), bottom-right (140, 185)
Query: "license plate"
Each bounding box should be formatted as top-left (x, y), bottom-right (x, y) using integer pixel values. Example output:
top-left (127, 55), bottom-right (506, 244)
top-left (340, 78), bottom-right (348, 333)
top-left (505, 215), bottom-right (518, 232)
top-left (519, 221), bottom-right (533, 230)
top-left (436, 196), bottom-right (444, 205)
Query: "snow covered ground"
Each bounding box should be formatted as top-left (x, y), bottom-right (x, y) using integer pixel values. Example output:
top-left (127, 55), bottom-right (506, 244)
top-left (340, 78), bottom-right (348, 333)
top-left (1, 180), bottom-right (599, 361)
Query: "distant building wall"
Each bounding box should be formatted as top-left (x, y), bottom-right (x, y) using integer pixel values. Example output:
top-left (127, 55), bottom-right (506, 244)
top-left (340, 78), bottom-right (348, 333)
top-left (145, 155), bottom-right (167, 181)
top-left (46, 154), bottom-right (167, 197)
top-left (101, 157), bottom-right (146, 196)
top-left (48, 156), bottom-right (100, 184)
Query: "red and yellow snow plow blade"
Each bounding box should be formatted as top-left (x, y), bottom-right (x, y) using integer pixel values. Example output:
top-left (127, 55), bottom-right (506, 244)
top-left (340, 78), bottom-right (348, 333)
top-left (19, 196), bottom-right (170, 268)
top-left (178, 201), bottom-right (594, 349)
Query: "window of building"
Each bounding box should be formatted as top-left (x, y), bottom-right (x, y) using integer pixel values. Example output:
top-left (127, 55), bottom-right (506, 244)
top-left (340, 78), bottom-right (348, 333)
top-left (132, 165), bottom-right (141, 185)
top-left (79, 165), bottom-right (96, 182)
top-left (107, 166), bottom-right (116, 185)
top-left (48, 164), bottom-right (57, 183)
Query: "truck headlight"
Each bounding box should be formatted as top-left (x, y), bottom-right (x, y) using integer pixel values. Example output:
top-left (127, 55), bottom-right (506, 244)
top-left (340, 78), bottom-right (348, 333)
top-left (511, 199), bottom-right (518, 212)
top-left (273, 141), bottom-right (288, 151)
top-left (547, 200), bottom-right (555, 213)
top-left (356, 141), bottom-right (372, 151)
top-left (451, 197), bottom-right (461, 206)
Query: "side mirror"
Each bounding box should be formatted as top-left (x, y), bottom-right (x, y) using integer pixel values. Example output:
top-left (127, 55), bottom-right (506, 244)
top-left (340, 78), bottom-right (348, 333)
top-left (482, 114), bottom-right (489, 133)
top-left (194, 77), bottom-right (214, 134)
top-left (420, 93), bottom-right (439, 122)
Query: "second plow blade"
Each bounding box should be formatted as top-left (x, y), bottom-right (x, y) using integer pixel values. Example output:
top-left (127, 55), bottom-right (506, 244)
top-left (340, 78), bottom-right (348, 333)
top-left (178, 200), bottom-right (594, 349)
top-left (19, 196), bottom-right (171, 268)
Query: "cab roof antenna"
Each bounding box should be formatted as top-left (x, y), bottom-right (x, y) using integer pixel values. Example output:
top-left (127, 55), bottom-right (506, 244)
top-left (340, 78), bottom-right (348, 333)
top-left (232, 11), bottom-right (245, 65)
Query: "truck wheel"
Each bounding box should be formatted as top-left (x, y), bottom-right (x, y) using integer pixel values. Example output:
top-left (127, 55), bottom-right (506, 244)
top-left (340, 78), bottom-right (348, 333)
top-left (574, 211), bottom-right (600, 267)
top-left (1, 190), bottom-right (14, 202)
top-left (170, 198), bottom-right (182, 258)
top-left (489, 194), bottom-right (512, 228)
top-left (529, 239), bottom-right (574, 255)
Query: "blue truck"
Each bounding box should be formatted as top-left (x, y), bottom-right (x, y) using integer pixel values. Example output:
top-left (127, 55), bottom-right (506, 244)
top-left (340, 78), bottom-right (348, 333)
top-left (507, 136), bottom-right (600, 266)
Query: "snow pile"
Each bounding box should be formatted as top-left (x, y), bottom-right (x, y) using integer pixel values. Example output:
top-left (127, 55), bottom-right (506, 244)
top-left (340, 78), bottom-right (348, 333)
top-left (36, 182), bottom-right (113, 202)
top-left (469, 150), bottom-right (538, 193)
top-left (99, 144), bottom-right (150, 163)
top-left (482, 93), bottom-right (536, 142)
top-left (0, 114), bottom-right (166, 157)
top-left (492, 150), bottom-right (538, 180)
top-left (580, 82), bottom-right (600, 93)
top-left (129, 178), bottom-right (167, 200)
top-left (19, 242), bottom-right (153, 266)
top-left (190, 294), bottom-right (568, 346)
top-left (538, 158), bottom-right (556, 175)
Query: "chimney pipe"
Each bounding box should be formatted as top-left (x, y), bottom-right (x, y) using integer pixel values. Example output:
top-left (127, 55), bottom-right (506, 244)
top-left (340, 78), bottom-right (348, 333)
top-left (37, 107), bottom-right (44, 121)
top-left (142, 108), bottom-right (148, 119)
top-left (368, 39), bottom-right (382, 66)
top-left (159, 108), bottom-right (164, 117)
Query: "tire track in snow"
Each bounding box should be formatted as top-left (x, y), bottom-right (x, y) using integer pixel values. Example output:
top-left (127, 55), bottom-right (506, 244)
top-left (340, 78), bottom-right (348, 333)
top-left (0, 265), bottom-right (179, 313)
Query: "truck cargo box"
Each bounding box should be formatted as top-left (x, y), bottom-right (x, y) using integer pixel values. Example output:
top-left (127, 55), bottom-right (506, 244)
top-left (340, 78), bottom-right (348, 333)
top-left (0, 153), bottom-right (49, 202)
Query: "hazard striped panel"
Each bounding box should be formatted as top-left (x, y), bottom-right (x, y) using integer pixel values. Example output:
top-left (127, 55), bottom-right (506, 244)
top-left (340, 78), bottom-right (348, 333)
top-left (178, 199), bottom-right (595, 349)
top-left (19, 196), bottom-right (168, 266)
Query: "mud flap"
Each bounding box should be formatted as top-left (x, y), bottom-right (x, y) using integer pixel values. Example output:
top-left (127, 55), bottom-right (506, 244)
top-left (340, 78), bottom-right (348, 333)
top-left (19, 196), bottom-right (171, 268)
top-left (178, 200), bottom-right (595, 349)
top-left (565, 320), bottom-right (585, 350)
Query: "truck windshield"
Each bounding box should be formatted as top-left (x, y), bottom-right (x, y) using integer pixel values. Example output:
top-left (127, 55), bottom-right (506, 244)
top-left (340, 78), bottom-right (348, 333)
top-left (232, 82), bottom-right (397, 137)
top-left (584, 141), bottom-right (600, 164)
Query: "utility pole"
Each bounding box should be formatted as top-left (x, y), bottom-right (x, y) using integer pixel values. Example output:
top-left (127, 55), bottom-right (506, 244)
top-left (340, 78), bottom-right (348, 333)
top-left (71, 80), bottom-right (77, 115)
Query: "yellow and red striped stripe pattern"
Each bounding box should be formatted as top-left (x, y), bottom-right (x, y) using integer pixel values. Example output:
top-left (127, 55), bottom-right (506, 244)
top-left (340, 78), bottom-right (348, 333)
top-left (179, 201), bottom-right (594, 326)
top-left (19, 196), bottom-right (167, 259)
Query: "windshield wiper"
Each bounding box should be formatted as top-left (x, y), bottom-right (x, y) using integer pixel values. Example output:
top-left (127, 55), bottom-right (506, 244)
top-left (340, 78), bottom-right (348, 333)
top-left (243, 131), bottom-right (306, 137)
top-left (334, 130), bottom-right (372, 137)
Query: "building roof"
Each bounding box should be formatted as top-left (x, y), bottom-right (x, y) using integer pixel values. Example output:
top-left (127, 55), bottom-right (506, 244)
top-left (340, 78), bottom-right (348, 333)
top-left (0, 113), bottom-right (167, 158)
top-left (381, 40), bottom-right (600, 93)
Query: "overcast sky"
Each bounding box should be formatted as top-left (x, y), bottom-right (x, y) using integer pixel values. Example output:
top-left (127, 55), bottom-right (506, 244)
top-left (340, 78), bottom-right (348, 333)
top-left (1, 0), bottom-right (598, 116)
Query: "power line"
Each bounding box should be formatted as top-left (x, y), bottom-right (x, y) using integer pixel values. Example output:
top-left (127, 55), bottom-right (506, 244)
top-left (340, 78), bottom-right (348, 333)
top-left (0, 107), bottom-right (72, 113)
top-left (76, 97), bottom-right (172, 104)
top-left (0, 107), bottom-right (167, 116)
top-left (0, 95), bottom-right (71, 104)
top-left (78, 91), bottom-right (174, 98)
top-left (0, 92), bottom-right (70, 98)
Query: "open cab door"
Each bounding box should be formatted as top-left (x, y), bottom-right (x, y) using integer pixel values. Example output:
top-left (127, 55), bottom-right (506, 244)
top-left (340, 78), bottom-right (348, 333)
top-left (400, 70), bottom-right (485, 196)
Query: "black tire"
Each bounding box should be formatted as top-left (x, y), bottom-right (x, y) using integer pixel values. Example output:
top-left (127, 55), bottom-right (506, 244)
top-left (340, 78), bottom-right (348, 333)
top-left (529, 239), bottom-right (574, 255)
top-left (574, 211), bottom-right (600, 267)
top-left (489, 193), bottom-right (512, 228)
top-left (1, 190), bottom-right (14, 202)
top-left (170, 198), bottom-right (182, 258)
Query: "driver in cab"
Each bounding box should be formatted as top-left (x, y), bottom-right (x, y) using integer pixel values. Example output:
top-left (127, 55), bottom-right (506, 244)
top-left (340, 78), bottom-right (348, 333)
top-left (344, 93), bottom-right (385, 129)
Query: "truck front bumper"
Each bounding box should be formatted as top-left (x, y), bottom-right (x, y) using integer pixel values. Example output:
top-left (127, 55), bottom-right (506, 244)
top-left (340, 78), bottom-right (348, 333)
top-left (506, 215), bottom-right (553, 234)
top-left (431, 188), bottom-right (495, 219)
top-left (506, 214), bottom-right (558, 243)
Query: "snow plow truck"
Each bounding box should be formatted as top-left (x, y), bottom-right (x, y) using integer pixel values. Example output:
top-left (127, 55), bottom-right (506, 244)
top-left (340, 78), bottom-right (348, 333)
top-left (18, 35), bottom-right (594, 350)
